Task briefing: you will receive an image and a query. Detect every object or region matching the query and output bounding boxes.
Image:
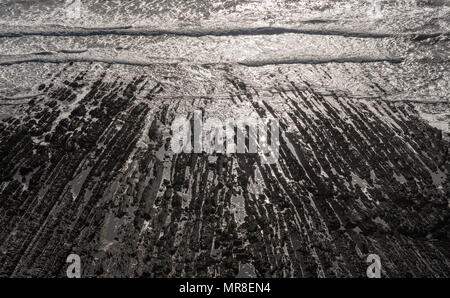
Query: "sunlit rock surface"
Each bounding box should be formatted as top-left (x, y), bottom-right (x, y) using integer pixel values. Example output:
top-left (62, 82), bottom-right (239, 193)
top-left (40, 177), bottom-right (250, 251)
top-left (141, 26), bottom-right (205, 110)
top-left (0, 0), bottom-right (448, 277)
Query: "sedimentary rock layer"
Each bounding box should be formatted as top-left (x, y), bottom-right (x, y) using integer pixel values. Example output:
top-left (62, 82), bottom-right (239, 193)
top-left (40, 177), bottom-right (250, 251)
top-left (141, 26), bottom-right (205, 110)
top-left (0, 60), bottom-right (448, 277)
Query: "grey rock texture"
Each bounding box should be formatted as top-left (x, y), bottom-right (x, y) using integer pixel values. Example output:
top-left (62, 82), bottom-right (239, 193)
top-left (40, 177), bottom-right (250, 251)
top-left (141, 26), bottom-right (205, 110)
top-left (0, 0), bottom-right (448, 278)
top-left (0, 61), bottom-right (448, 277)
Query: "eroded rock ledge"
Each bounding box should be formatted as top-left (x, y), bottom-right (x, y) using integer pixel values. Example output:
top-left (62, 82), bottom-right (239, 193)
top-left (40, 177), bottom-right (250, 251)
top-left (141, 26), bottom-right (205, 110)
top-left (0, 64), bottom-right (448, 278)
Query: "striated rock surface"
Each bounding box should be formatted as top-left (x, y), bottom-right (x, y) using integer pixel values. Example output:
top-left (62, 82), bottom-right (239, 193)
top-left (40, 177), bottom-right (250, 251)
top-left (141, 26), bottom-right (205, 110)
top-left (0, 60), bottom-right (448, 277)
top-left (0, 0), bottom-right (449, 278)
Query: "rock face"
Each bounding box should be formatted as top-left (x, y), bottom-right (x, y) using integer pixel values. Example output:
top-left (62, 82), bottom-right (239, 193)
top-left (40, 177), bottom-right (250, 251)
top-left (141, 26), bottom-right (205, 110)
top-left (0, 0), bottom-right (449, 278)
top-left (0, 59), bottom-right (448, 278)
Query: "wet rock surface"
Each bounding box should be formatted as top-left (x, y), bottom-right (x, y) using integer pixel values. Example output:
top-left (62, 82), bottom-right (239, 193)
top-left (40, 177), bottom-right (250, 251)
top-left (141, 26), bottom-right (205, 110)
top-left (0, 0), bottom-right (449, 278)
top-left (0, 60), bottom-right (448, 277)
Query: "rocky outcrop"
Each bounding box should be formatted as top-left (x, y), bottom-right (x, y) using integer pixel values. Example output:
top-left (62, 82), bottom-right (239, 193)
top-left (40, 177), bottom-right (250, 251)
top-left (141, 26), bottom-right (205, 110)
top-left (0, 61), bottom-right (448, 277)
